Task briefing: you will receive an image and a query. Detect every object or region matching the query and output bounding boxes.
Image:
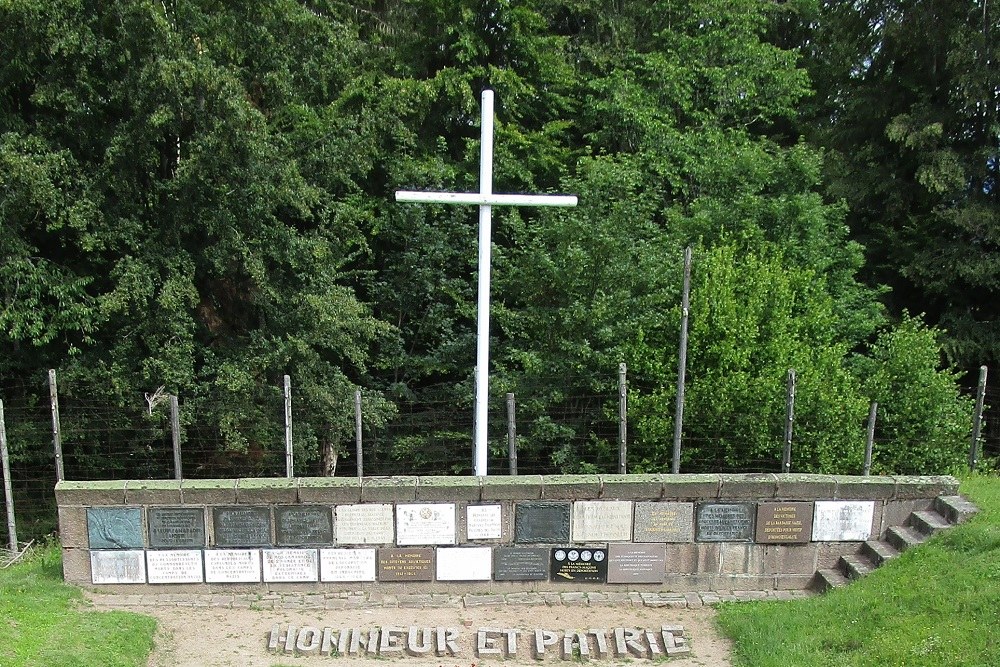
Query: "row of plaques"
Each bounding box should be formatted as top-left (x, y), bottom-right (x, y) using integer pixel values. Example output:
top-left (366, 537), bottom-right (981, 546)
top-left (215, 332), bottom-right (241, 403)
top-left (86, 500), bottom-right (877, 551)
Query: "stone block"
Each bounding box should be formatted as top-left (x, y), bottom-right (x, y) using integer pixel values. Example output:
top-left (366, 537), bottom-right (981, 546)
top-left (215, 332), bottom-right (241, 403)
top-left (663, 543), bottom-right (720, 575)
top-left (297, 477), bottom-right (361, 504)
top-left (62, 547), bottom-right (92, 584)
top-left (832, 476), bottom-right (895, 500)
top-left (774, 474), bottom-right (836, 500)
top-left (480, 476), bottom-right (542, 501)
top-left (762, 544), bottom-right (818, 575)
top-left (416, 476), bottom-right (481, 502)
top-left (599, 474), bottom-right (664, 500)
top-left (773, 574), bottom-right (815, 590)
top-left (181, 479), bottom-right (237, 505)
top-left (124, 480), bottom-right (182, 505)
top-left (236, 478), bottom-right (298, 504)
top-left (892, 475), bottom-right (960, 499)
top-left (57, 505), bottom-right (89, 548)
top-left (55, 480), bottom-right (126, 506)
top-left (719, 473), bottom-right (777, 499)
top-left (719, 544), bottom-right (765, 575)
top-left (540, 475), bottom-right (601, 500)
top-left (815, 542), bottom-right (863, 569)
top-left (361, 476), bottom-right (417, 502)
top-left (661, 474), bottom-right (721, 500)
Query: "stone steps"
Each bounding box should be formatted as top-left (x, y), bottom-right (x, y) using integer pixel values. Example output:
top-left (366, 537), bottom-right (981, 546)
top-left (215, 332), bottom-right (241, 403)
top-left (815, 568), bottom-right (849, 592)
top-left (861, 538), bottom-right (899, 566)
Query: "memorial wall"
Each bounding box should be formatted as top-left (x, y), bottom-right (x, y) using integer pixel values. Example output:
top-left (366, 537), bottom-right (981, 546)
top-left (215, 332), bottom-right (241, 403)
top-left (55, 473), bottom-right (958, 593)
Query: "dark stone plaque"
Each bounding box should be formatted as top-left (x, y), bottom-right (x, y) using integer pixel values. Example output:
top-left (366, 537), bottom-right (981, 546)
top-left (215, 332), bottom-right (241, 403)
top-left (377, 548), bottom-right (434, 581)
top-left (275, 505), bottom-right (333, 546)
top-left (493, 546), bottom-right (549, 581)
top-left (87, 507), bottom-right (144, 549)
top-left (607, 543), bottom-right (665, 584)
top-left (148, 507), bottom-right (205, 548)
top-left (213, 506), bottom-right (272, 547)
top-left (755, 502), bottom-right (813, 544)
top-left (695, 502), bottom-right (755, 542)
top-left (549, 547), bottom-right (608, 583)
top-left (514, 502), bottom-right (570, 543)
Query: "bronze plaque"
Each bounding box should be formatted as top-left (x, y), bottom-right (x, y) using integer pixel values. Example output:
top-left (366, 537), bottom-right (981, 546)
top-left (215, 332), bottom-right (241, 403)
top-left (377, 548), bottom-right (434, 581)
top-left (755, 502), bottom-right (813, 543)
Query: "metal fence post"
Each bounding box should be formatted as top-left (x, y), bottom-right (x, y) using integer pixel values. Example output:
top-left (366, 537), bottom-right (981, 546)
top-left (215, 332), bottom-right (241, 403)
top-left (506, 393), bottom-right (517, 476)
top-left (618, 363), bottom-right (627, 474)
top-left (782, 369), bottom-right (796, 473)
top-left (863, 401), bottom-right (877, 476)
top-left (284, 375), bottom-right (293, 478)
top-left (355, 390), bottom-right (363, 478)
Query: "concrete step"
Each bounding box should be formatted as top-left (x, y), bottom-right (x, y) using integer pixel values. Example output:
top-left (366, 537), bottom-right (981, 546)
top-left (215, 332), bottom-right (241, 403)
top-left (862, 539), bottom-right (900, 567)
top-left (815, 568), bottom-right (849, 592)
top-left (839, 555), bottom-right (875, 580)
top-left (934, 495), bottom-right (979, 525)
top-left (910, 510), bottom-right (951, 536)
top-left (886, 525), bottom-right (926, 552)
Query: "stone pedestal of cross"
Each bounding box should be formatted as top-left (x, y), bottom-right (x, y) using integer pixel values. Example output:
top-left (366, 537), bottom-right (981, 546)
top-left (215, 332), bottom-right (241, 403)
top-left (395, 89), bottom-right (578, 476)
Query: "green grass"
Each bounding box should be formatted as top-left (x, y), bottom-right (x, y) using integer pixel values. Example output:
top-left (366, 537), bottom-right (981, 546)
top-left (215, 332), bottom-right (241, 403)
top-left (717, 474), bottom-right (1000, 667)
top-left (0, 542), bottom-right (156, 667)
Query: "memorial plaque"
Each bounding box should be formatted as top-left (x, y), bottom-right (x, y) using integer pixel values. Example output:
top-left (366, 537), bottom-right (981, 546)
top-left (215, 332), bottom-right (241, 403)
top-left (275, 505), bottom-right (333, 546)
top-left (436, 547), bottom-right (492, 581)
top-left (262, 548), bottom-right (319, 582)
top-left (811, 501), bottom-right (875, 541)
top-left (319, 548), bottom-right (376, 582)
top-left (572, 501), bottom-right (633, 542)
top-left (204, 549), bottom-right (262, 583)
top-left (466, 504), bottom-right (502, 540)
top-left (493, 546), bottom-right (549, 581)
top-left (634, 502), bottom-right (694, 543)
top-left (213, 507), bottom-right (271, 547)
top-left (607, 543), bottom-right (665, 584)
top-left (146, 549), bottom-right (204, 584)
top-left (696, 502), bottom-right (755, 542)
top-left (396, 503), bottom-right (456, 545)
top-left (91, 550), bottom-right (146, 584)
top-left (550, 547), bottom-right (608, 583)
top-left (377, 548), bottom-right (434, 581)
top-left (87, 507), bottom-right (144, 549)
top-left (335, 504), bottom-right (394, 545)
top-left (148, 507), bottom-right (205, 548)
top-left (514, 502), bottom-right (570, 543)
top-left (755, 502), bottom-right (813, 543)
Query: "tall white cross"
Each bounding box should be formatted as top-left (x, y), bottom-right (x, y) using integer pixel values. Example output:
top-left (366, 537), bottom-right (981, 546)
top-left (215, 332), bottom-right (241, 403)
top-left (395, 89), bottom-right (578, 476)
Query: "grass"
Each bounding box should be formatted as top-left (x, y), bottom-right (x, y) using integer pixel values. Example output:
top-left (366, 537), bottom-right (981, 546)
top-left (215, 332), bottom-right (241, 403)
top-left (0, 541), bottom-right (156, 667)
top-left (717, 474), bottom-right (1000, 667)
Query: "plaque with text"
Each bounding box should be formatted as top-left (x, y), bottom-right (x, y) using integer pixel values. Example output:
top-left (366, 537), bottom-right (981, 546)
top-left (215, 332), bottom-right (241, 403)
top-left (91, 550), bottom-right (146, 584)
top-left (550, 547), bottom-right (608, 583)
top-left (262, 549), bottom-right (319, 582)
top-left (148, 507), bottom-right (205, 548)
top-left (319, 548), bottom-right (376, 582)
top-left (493, 547), bottom-right (549, 581)
top-left (275, 506), bottom-right (333, 546)
top-left (755, 502), bottom-right (813, 543)
top-left (607, 543), bottom-right (665, 583)
top-left (204, 549), bottom-right (261, 583)
top-left (634, 502), bottom-right (694, 543)
top-left (696, 503), bottom-right (755, 542)
top-left (146, 549), bottom-right (204, 584)
top-left (335, 504), bottom-right (394, 544)
top-left (466, 505), bottom-right (502, 540)
top-left (811, 501), bottom-right (875, 541)
top-left (396, 503), bottom-right (456, 546)
top-left (514, 502), bottom-right (570, 543)
top-left (572, 501), bottom-right (633, 542)
top-left (88, 507), bottom-right (144, 549)
top-left (436, 547), bottom-right (492, 581)
top-left (213, 507), bottom-right (271, 547)
top-left (377, 548), bottom-right (434, 581)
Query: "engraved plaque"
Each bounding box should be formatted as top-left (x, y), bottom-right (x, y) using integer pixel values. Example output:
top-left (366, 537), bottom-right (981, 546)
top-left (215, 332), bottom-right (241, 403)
top-left (550, 547), bottom-right (608, 583)
top-left (146, 549), bottom-right (204, 584)
top-left (213, 507), bottom-right (271, 547)
top-left (319, 548), bottom-right (376, 582)
top-left (493, 547), bottom-right (549, 581)
top-left (755, 502), bottom-right (813, 543)
top-left (514, 502), bottom-right (570, 543)
top-left (466, 505), bottom-right (502, 540)
top-left (91, 550), bottom-right (146, 584)
top-left (275, 506), bottom-right (333, 546)
top-left (696, 502), bottom-right (755, 542)
top-left (396, 503), bottom-right (456, 546)
top-left (148, 507), bottom-right (205, 548)
top-left (811, 501), bottom-right (875, 541)
top-left (377, 548), bottom-right (434, 581)
top-left (436, 547), bottom-right (492, 581)
top-left (607, 543), bottom-right (665, 583)
top-left (87, 507), bottom-right (144, 549)
top-left (634, 502), bottom-right (694, 542)
top-left (262, 548), bottom-right (319, 582)
top-left (572, 501), bottom-right (633, 542)
top-left (335, 504), bottom-right (394, 544)
top-left (204, 549), bottom-right (262, 583)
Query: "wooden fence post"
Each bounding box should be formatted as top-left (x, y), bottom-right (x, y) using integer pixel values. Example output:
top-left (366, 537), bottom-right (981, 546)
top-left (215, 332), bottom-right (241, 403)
top-left (170, 395), bottom-right (182, 481)
top-left (970, 365), bottom-right (988, 471)
top-left (618, 363), bottom-right (627, 474)
top-left (1, 400), bottom-right (17, 554)
top-left (284, 375), bottom-right (293, 478)
top-left (48, 369), bottom-right (64, 481)
top-left (672, 246), bottom-right (692, 474)
top-left (506, 393), bottom-right (517, 476)
top-left (355, 390), bottom-right (363, 478)
top-left (863, 401), bottom-right (877, 476)
top-left (782, 369), bottom-right (796, 473)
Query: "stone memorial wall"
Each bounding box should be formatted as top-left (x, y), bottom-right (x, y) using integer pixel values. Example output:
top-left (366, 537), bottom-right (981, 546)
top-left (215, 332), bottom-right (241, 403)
top-left (55, 473), bottom-right (959, 593)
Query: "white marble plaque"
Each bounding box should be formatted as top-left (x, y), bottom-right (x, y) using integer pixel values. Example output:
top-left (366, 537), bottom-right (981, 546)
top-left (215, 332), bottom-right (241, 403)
top-left (396, 503), bottom-right (456, 546)
top-left (204, 549), bottom-right (262, 583)
top-left (91, 550), bottom-right (146, 584)
top-left (335, 504), bottom-right (394, 545)
top-left (262, 548), bottom-right (319, 582)
top-left (319, 548), bottom-right (376, 582)
top-left (811, 501), bottom-right (875, 541)
top-left (571, 500), bottom-right (634, 542)
top-left (146, 549), bottom-right (204, 584)
top-left (466, 504), bottom-right (502, 540)
top-left (436, 546), bottom-right (492, 581)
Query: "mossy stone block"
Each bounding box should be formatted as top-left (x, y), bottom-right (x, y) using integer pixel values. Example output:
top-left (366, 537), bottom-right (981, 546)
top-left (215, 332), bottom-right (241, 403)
top-left (416, 476), bottom-right (482, 501)
top-left (599, 474), bottom-right (665, 500)
top-left (361, 476), bottom-right (417, 502)
top-left (181, 479), bottom-right (237, 505)
top-left (125, 480), bottom-right (182, 505)
top-left (774, 474), bottom-right (837, 500)
top-left (540, 474), bottom-right (601, 500)
top-left (832, 475), bottom-right (896, 500)
top-left (236, 477), bottom-right (298, 504)
top-left (719, 473), bottom-right (778, 499)
top-left (661, 474), bottom-right (721, 500)
top-left (480, 475), bottom-right (542, 501)
top-left (892, 475), bottom-right (960, 499)
top-left (55, 480), bottom-right (126, 506)
top-left (297, 477), bottom-right (361, 504)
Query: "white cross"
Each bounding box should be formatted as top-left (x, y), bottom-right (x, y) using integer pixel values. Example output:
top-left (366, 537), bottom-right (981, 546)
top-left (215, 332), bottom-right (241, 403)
top-left (395, 89), bottom-right (578, 476)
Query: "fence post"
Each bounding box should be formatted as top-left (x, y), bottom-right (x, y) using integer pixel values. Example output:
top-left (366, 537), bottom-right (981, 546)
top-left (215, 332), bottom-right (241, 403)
top-left (1, 400), bottom-right (17, 554)
top-left (48, 369), bottom-right (64, 481)
top-left (970, 365), bottom-right (988, 471)
top-left (170, 395), bottom-right (182, 481)
top-left (672, 246), bottom-right (692, 474)
top-left (355, 390), bottom-right (363, 478)
top-left (782, 369), bottom-right (796, 473)
top-left (618, 363), bottom-right (627, 474)
top-left (863, 401), bottom-right (877, 476)
top-left (284, 375), bottom-right (293, 479)
top-left (506, 393), bottom-right (517, 476)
